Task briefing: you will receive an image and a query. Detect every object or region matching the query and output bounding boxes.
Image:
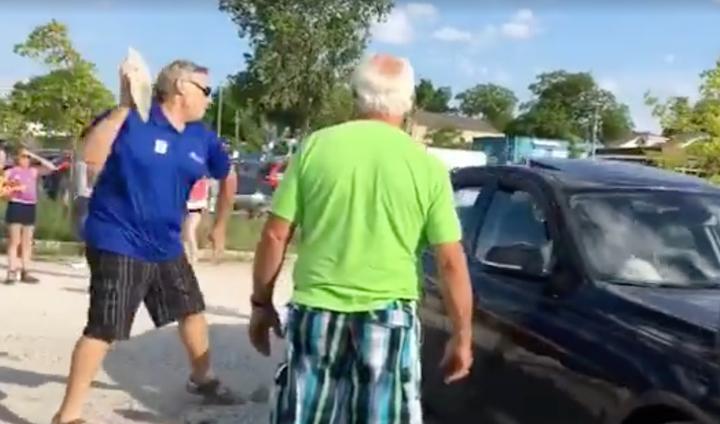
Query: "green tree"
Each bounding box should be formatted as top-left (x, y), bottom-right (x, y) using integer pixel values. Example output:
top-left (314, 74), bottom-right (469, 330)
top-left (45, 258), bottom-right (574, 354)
top-left (646, 57), bottom-right (720, 178)
top-left (0, 98), bottom-right (28, 139)
top-left (455, 83), bottom-right (517, 131)
top-left (219, 0), bottom-right (392, 136)
top-left (507, 70), bottom-right (633, 145)
top-left (415, 78), bottom-right (452, 113)
top-left (1, 20), bottom-right (114, 141)
top-left (204, 72), bottom-right (266, 150)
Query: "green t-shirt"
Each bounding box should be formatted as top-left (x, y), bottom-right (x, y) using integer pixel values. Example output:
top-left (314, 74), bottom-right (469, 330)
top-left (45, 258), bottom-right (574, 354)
top-left (271, 120), bottom-right (460, 312)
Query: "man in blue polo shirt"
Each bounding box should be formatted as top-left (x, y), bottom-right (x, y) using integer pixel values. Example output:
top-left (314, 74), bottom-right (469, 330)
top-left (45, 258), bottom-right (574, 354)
top-left (52, 59), bottom-right (238, 424)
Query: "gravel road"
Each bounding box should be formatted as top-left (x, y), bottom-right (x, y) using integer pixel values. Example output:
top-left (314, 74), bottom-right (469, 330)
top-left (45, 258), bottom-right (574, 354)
top-left (0, 259), bottom-right (293, 424)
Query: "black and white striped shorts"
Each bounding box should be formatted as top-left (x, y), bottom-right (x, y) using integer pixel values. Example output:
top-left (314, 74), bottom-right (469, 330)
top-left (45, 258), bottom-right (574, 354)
top-left (83, 247), bottom-right (205, 341)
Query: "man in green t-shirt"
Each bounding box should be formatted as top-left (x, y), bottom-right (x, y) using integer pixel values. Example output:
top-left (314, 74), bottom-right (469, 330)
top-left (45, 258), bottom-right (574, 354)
top-left (249, 54), bottom-right (473, 424)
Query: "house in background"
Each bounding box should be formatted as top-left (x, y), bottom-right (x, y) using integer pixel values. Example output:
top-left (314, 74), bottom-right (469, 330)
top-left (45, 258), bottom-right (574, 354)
top-left (596, 132), bottom-right (708, 163)
top-left (472, 135), bottom-right (579, 164)
top-left (407, 110), bottom-right (500, 145)
top-left (614, 131), bottom-right (668, 148)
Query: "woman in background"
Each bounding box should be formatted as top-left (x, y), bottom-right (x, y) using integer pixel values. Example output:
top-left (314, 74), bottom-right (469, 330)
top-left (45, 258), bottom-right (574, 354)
top-left (3, 147), bottom-right (57, 284)
top-left (183, 177), bottom-right (209, 264)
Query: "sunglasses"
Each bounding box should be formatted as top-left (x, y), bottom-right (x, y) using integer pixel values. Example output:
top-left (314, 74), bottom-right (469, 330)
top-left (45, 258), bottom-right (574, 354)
top-left (187, 81), bottom-right (212, 97)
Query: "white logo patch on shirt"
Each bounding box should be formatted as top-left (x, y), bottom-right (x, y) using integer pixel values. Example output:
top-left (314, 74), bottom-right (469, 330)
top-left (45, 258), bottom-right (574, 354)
top-left (189, 151), bottom-right (204, 164)
top-left (154, 139), bottom-right (168, 154)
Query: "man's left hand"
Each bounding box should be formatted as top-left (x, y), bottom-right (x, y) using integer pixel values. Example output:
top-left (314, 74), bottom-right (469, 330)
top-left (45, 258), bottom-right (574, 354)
top-left (248, 304), bottom-right (283, 356)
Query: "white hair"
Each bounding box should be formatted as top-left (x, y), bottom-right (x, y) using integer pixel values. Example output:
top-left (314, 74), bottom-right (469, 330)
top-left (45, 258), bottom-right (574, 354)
top-left (351, 55), bottom-right (415, 117)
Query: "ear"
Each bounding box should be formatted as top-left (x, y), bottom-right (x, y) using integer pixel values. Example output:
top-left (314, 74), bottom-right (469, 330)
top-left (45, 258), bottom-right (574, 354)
top-left (174, 79), bottom-right (187, 96)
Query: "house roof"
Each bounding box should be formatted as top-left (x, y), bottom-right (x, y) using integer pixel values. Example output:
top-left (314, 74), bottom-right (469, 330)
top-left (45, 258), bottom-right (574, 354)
top-left (412, 110), bottom-right (498, 133)
top-left (614, 131), bottom-right (668, 148)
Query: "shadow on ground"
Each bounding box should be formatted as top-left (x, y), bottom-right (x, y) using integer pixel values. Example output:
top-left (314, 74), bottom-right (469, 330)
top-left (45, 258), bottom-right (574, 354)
top-left (0, 264), bottom-right (86, 281)
top-left (0, 365), bottom-right (119, 424)
top-left (103, 323), bottom-right (284, 422)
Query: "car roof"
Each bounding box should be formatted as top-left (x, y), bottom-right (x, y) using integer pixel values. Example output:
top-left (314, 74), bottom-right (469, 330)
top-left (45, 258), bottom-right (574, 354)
top-left (493, 158), bottom-right (720, 193)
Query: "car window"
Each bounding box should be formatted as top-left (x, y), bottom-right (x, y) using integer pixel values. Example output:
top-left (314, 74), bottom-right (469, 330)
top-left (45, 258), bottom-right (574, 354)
top-left (570, 191), bottom-right (720, 287)
top-left (454, 188), bottom-right (481, 231)
top-left (475, 189), bottom-right (552, 271)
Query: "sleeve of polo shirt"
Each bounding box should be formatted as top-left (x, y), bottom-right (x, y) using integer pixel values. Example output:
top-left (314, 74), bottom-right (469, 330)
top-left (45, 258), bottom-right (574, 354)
top-left (80, 109), bottom-right (113, 137)
top-left (206, 132), bottom-right (231, 180)
top-left (425, 163), bottom-right (461, 245)
top-left (271, 152), bottom-right (302, 224)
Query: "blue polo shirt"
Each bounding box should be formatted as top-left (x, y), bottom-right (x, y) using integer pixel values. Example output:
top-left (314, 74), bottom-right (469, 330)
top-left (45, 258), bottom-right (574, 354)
top-left (84, 105), bottom-right (231, 261)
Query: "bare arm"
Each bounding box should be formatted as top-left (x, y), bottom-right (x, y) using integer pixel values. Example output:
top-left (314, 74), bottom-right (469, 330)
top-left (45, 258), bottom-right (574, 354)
top-left (251, 155), bottom-right (301, 305)
top-left (26, 152), bottom-right (57, 176)
top-left (83, 107), bottom-right (131, 177)
top-left (252, 216), bottom-right (294, 304)
top-left (426, 165), bottom-right (473, 345)
top-left (434, 243), bottom-right (473, 342)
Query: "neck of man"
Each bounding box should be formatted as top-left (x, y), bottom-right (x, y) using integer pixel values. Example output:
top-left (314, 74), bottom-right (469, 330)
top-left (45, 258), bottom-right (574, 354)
top-left (160, 100), bottom-right (187, 132)
top-left (359, 113), bottom-right (405, 128)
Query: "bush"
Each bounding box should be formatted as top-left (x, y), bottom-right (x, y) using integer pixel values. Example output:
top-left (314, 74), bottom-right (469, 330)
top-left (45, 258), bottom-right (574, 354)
top-left (0, 197), bottom-right (279, 252)
top-left (35, 196), bottom-right (75, 241)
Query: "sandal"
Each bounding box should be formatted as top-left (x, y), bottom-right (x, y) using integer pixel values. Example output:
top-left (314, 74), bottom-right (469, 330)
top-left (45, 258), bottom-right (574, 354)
top-left (20, 270), bottom-right (38, 284)
top-left (3, 271), bottom-right (18, 285)
top-left (51, 415), bottom-right (85, 424)
top-left (186, 377), bottom-right (243, 405)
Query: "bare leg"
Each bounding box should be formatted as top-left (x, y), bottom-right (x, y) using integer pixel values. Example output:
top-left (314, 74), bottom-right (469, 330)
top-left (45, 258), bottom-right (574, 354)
top-left (178, 313), bottom-right (212, 381)
top-left (54, 337), bottom-right (111, 422)
top-left (5, 224), bottom-right (21, 281)
top-left (20, 225), bottom-right (33, 269)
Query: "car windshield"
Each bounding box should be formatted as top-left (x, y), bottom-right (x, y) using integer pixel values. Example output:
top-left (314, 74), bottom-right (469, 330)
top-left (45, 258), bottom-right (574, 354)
top-left (569, 190), bottom-right (720, 287)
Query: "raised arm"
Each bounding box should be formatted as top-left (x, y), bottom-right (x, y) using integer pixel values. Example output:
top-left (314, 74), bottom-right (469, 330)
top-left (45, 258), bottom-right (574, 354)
top-left (26, 151), bottom-right (57, 176)
top-left (83, 61), bottom-right (134, 177)
top-left (82, 107), bottom-right (131, 177)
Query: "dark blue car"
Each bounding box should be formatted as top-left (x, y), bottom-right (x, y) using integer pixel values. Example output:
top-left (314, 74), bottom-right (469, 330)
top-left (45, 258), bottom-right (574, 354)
top-left (421, 158), bottom-right (720, 424)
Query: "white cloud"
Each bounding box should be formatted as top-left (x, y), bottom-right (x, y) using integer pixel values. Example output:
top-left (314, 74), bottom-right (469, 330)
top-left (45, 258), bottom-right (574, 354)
top-left (454, 58), bottom-right (508, 83)
top-left (500, 8), bottom-right (538, 40)
top-left (663, 53), bottom-right (675, 64)
top-left (599, 77), bottom-right (620, 94)
top-left (371, 3), bottom-right (438, 45)
top-left (432, 8), bottom-right (539, 46)
top-left (403, 3), bottom-right (438, 20)
top-left (432, 27), bottom-right (472, 42)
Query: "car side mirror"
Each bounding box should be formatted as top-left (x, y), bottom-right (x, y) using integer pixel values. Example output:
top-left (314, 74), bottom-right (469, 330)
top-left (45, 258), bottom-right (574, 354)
top-left (483, 243), bottom-right (546, 277)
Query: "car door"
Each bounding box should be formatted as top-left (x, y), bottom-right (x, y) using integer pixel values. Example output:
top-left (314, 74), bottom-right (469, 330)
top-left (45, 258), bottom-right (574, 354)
top-left (462, 176), bottom-right (617, 424)
top-left (419, 170), bottom-right (497, 420)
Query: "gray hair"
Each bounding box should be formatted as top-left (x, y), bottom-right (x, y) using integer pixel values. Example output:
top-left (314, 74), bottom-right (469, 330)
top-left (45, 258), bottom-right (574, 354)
top-left (351, 54), bottom-right (415, 117)
top-left (154, 60), bottom-right (209, 101)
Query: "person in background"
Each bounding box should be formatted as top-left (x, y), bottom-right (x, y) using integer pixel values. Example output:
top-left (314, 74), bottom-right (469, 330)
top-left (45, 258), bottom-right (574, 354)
top-left (249, 53), bottom-right (474, 424)
top-left (184, 177), bottom-right (209, 264)
top-left (3, 147), bottom-right (57, 284)
top-left (68, 148), bottom-right (92, 269)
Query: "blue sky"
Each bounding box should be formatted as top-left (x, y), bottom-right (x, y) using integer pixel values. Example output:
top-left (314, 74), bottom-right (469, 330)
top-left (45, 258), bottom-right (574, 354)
top-left (1, 2), bottom-right (719, 132)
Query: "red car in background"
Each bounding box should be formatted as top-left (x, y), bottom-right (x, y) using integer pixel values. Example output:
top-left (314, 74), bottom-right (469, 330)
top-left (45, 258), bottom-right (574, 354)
top-left (264, 161), bottom-right (287, 189)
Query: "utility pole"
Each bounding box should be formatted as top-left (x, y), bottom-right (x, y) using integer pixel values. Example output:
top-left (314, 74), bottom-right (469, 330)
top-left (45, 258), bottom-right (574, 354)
top-left (234, 110), bottom-right (240, 142)
top-left (216, 87), bottom-right (223, 137)
top-left (590, 104), bottom-right (600, 158)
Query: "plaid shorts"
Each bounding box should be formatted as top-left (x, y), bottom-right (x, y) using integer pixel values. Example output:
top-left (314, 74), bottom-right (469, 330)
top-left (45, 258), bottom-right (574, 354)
top-left (83, 248), bottom-right (205, 341)
top-left (271, 301), bottom-right (422, 424)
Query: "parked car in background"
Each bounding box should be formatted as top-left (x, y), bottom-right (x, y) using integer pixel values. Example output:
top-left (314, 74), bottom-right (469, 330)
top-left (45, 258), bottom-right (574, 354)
top-left (233, 157), bottom-right (288, 216)
top-left (421, 158), bottom-right (720, 424)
